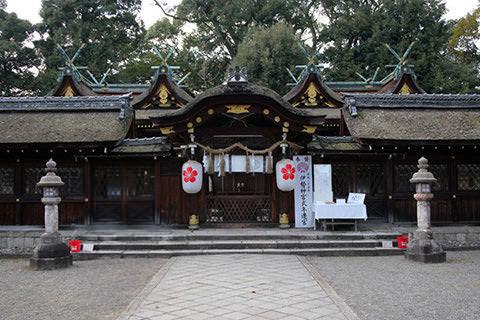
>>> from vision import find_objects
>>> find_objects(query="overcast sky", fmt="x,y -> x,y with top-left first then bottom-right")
5,0 -> 479,28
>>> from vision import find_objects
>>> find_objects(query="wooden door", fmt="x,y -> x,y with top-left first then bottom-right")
92,164 -> 154,224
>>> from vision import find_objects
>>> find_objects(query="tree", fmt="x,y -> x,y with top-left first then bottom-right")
150,0 -> 322,91
448,6 -> 480,65
154,0 -> 322,58
231,22 -> 307,94
0,9 -> 39,95
35,0 -> 145,92
318,0 -> 479,93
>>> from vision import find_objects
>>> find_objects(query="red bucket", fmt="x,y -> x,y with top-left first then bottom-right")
397,236 -> 408,249
69,240 -> 82,252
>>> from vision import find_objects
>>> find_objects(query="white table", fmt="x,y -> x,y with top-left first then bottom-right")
313,202 -> 367,231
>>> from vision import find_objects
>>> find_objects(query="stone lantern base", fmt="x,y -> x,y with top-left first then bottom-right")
404,231 -> 446,263
30,232 -> 72,270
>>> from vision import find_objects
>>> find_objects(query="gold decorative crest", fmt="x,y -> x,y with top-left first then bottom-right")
155,83 -> 171,106
225,105 -> 251,114
305,83 -> 320,106
302,125 -> 317,133
160,126 -> 175,134
399,83 -> 412,95
62,85 -> 75,97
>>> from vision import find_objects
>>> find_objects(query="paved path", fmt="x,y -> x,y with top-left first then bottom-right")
119,255 -> 358,320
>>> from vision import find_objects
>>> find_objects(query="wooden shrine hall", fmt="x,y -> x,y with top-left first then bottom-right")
1,49 -> 480,227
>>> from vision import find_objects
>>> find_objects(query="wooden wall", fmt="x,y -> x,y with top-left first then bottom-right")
1,151 -> 479,226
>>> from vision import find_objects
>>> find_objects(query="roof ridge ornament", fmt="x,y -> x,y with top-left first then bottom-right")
383,42 -> 416,81
286,44 -> 325,86
151,46 -> 190,88
356,67 -> 380,84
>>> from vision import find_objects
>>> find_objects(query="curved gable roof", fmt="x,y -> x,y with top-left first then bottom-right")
149,83 -> 327,135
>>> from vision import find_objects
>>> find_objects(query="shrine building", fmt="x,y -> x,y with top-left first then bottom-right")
1,49 -> 479,228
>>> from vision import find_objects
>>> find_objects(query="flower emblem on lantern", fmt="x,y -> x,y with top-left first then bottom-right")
183,166 -> 198,183
281,163 -> 296,180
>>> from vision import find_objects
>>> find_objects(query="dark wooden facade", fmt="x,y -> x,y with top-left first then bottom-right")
1,66 -> 480,227
2,147 -> 479,226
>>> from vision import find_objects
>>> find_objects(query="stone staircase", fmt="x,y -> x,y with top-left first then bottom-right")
71,229 -> 406,259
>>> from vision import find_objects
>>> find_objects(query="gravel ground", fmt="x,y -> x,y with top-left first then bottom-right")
307,251 -> 480,320
0,258 -> 167,320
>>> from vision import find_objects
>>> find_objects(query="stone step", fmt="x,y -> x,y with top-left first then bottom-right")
73,247 -> 405,259
75,232 -> 403,242
91,239 -> 392,251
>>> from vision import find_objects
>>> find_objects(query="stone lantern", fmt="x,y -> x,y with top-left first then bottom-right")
30,159 -> 73,270
405,157 -> 446,263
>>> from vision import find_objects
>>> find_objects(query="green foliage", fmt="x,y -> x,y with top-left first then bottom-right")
427,56 -> 479,94
35,0 -> 145,91
155,0 -> 321,59
231,22 -> 307,94
0,9 -> 39,96
448,7 -> 480,64
318,0 -> 478,93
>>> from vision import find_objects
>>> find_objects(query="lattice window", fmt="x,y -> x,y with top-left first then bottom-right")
57,168 -> 84,196
394,164 -> 416,193
0,168 -> 14,194
457,164 -> 480,191
332,164 -> 351,197
206,196 -> 271,222
23,168 -> 44,195
356,164 -> 385,196
94,167 -> 121,200
429,164 -> 448,192
126,167 -> 154,199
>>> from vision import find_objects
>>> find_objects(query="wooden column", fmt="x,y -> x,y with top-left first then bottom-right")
154,157 -> 161,225
121,166 -> 127,222
449,151 -> 458,222
386,157 -> 394,223
83,157 -> 92,225
14,158 -> 22,225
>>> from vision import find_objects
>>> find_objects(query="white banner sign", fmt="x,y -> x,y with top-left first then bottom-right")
314,164 -> 333,203
203,154 -> 265,174
294,155 -> 314,228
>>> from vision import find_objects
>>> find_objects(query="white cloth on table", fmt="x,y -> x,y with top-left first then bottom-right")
313,202 -> 367,220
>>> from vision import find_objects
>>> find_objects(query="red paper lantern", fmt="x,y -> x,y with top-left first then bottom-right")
182,160 -> 203,194
276,159 -> 296,191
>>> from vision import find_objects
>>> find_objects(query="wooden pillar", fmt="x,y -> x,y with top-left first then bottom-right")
154,157 -> 161,225
14,158 -> 22,225
121,166 -> 127,222
272,174 -> 278,223
449,150 -> 457,222
83,157 -> 92,225
386,156 -> 394,223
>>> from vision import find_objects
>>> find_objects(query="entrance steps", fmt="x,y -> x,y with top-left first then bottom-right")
72,229 -> 406,259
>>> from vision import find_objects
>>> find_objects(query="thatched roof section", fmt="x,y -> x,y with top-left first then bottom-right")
308,136 -> 365,153
111,137 -> 171,154
343,94 -> 480,143
0,95 -> 132,145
